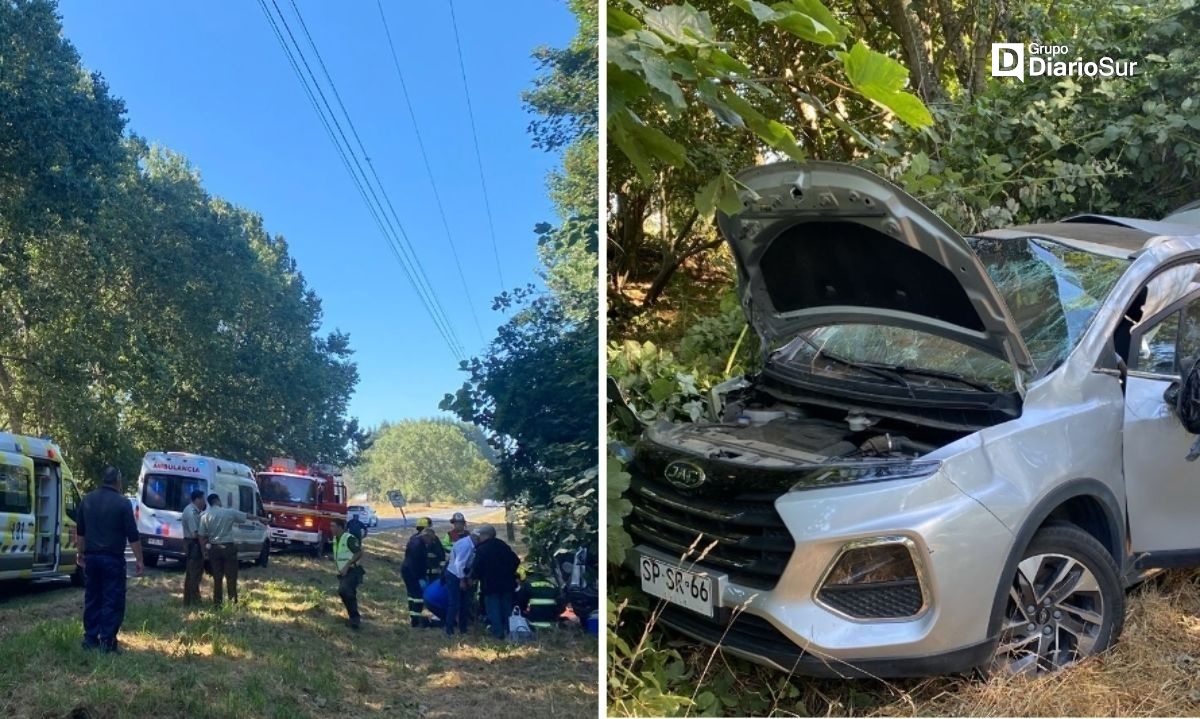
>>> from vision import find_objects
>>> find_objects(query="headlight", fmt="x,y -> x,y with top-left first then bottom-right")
303,516 -> 314,528
791,460 -> 941,492
816,537 -> 926,620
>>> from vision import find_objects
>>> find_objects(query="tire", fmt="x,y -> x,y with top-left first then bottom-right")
70,565 -> 83,587
255,539 -> 270,567
988,524 -> 1124,676
144,552 -> 159,568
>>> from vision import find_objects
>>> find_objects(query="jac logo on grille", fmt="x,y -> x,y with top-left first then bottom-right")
664,460 -> 706,490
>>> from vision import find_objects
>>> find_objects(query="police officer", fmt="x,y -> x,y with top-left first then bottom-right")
401,518 -> 432,627
331,518 -> 364,629
76,466 -> 144,653
347,511 -> 367,540
180,490 -> 206,606
199,493 -> 265,606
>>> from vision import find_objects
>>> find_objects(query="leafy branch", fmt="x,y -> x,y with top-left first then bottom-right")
608,0 -> 933,216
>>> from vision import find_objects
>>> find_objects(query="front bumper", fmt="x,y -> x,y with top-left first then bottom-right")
140,534 -> 187,558
632,471 -> 1014,677
269,526 -> 320,545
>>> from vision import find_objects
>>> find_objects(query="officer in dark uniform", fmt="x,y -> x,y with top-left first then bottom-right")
76,467 -> 145,653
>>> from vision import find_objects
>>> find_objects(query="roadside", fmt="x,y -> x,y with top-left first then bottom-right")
0,520 -> 597,719
610,568 -> 1200,717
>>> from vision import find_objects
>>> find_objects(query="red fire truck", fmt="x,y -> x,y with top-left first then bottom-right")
256,458 -> 347,556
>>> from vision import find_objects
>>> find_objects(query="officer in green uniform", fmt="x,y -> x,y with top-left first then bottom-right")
199,493 -> 265,606
331,518 -> 364,629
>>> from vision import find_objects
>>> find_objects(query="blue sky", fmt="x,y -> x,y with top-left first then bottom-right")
57,0 -> 576,429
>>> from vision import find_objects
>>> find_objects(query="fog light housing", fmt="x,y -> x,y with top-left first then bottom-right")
816,537 -> 926,620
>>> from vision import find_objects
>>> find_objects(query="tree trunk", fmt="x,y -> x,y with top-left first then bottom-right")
0,358 -> 22,434
881,0 -> 942,102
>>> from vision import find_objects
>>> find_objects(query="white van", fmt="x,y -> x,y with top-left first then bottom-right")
134,452 -> 270,567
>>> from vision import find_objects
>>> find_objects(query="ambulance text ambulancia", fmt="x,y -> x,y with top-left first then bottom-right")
134,452 -> 270,567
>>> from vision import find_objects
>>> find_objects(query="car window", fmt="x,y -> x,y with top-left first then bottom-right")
971,237 -> 1129,375
238,486 -> 254,514
1131,292 -> 1200,376
1139,311 -> 1181,375
0,462 -> 31,514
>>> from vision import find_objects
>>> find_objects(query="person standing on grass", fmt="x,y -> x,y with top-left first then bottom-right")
76,466 -> 144,654
331,518 -> 365,629
347,511 -> 367,541
444,526 -> 477,637
199,493 -> 265,606
180,490 -> 207,606
471,525 -> 520,640
401,517 -> 432,627
442,511 -> 469,552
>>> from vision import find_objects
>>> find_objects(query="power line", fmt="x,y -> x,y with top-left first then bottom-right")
446,0 -> 507,294
257,0 -> 467,361
375,0 -> 485,344
268,0 -> 465,360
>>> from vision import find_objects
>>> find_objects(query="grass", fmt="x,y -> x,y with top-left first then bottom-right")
609,568 -> 1200,717
0,521 -> 597,719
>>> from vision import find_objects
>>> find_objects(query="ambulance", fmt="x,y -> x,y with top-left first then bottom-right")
0,432 -> 82,585
134,452 -> 270,567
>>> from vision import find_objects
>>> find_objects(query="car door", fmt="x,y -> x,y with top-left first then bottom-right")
1123,282 -> 1200,557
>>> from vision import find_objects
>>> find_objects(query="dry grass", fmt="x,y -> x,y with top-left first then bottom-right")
612,569 -> 1200,717
0,522 -> 597,719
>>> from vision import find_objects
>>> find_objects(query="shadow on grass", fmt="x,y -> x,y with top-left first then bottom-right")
0,532 -> 596,719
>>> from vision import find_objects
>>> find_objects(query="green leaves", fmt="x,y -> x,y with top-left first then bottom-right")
606,456 -> 633,565
608,0 -> 932,219
355,420 -> 494,504
695,171 -> 745,217
837,41 -> 934,128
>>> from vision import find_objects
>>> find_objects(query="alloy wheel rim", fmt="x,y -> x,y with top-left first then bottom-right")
993,552 -> 1106,676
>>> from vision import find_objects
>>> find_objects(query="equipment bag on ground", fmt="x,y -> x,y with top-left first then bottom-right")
509,607 -> 534,643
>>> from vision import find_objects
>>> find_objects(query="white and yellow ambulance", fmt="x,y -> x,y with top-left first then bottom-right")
0,432 -> 82,585
133,452 -> 270,567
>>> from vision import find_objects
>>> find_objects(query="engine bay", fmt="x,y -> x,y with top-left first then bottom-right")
645,387 -> 967,469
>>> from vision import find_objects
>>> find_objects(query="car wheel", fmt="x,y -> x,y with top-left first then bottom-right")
989,524 -> 1124,676
144,552 -> 159,568
70,565 -> 84,587
255,539 -> 270,567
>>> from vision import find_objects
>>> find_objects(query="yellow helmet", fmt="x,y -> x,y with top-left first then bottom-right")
415,517 -> 432,529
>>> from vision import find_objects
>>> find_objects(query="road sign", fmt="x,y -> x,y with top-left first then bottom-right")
386,490 -> 407,508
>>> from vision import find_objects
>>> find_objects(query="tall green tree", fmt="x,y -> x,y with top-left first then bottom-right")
353,420 -> 494,503
442,0 -> 598,559
0,0 -> 363,486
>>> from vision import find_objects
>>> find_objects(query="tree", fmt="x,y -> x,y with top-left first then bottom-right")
353,420 -> 494,503
0,0 -> 362,486
443,0 -> 598,558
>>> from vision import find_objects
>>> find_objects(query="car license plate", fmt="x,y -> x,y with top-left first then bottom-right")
145,538 -> 163,546
640,554 -> 714,617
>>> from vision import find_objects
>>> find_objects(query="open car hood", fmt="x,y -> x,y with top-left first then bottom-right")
716,162 -> 1034,372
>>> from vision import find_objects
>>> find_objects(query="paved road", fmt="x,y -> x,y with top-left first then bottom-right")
373,504 -> 498,532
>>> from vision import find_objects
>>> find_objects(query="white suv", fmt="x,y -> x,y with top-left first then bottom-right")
347,504 -> 378,528
623,161 -> 1200,678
